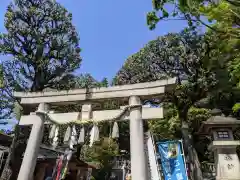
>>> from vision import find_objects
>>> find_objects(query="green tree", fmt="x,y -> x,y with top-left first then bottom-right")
114,30 -> 228,179
81,138 -> 119,180
0,0 -> 82,118
147,0 -> 240,112
147,0 -> 240,74
147,0 -> 240,36
0,0 -> 81,91
0,64 -> 16,120
74,74 -> 109,89
201,2 -> 240,90
149,105 -> 212,162
201,30 -> 240,116
0,0 -> 81,179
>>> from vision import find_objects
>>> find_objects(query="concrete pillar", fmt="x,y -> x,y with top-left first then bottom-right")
81,103 -> 92,120
17,103 -> 48,180
129,96 -> 147,180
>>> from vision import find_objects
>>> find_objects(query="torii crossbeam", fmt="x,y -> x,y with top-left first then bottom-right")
14,78 -> 176,180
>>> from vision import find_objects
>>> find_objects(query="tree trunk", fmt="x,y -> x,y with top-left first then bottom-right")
181,121 -> 203,180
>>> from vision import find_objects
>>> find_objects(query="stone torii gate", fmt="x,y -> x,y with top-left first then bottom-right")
14,78 -> 176,180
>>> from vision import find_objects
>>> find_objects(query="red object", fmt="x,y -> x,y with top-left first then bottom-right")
56,158 -> 63,180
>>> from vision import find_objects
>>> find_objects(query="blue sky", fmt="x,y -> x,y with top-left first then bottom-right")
0,0 -> 187,81
0,0 -> 187,129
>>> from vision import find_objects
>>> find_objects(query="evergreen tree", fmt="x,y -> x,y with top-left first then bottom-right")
0,0 -> 81,179
113,30 -> 233,179
0,0 -> 81,92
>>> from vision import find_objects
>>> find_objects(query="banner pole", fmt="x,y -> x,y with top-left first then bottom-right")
179,139 -> 189,180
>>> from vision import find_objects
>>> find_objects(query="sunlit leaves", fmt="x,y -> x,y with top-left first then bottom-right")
1,0 -> 81,92
147,11 -> 160,30
229,57 -> 240,87
0,0 -> 83,120
148,0 -> 240,42
148,105 -> 210,140
114,31 -> 218,111
81,138 -> 119,180
233,103 -> 240,113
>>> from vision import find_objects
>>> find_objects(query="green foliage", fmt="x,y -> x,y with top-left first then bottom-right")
149,104 -> 211,140
114,30 -> 218,120
113,29 -> 236,174
114,28 -> 240,117
147,0 -> 240,39
147,0 -> 240,96
233,103 -> 240,113
187,107 -> 211,130
81,138 -> 119,180
99,78 -> 109,88
202,2 -> 240,85
0,0 -> 82,119
0,1 -> 82,178
74,74 -> 100,89
148,103 -> 180,140
0,0 -> 81,91
73,74 -> 109,89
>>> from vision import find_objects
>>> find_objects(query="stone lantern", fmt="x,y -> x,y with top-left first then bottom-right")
198,111 -> 240,180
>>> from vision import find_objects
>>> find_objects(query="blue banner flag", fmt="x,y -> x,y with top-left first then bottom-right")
157,140 -> 188,180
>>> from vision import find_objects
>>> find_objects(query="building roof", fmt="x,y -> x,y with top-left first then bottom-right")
0,133 -> 95,169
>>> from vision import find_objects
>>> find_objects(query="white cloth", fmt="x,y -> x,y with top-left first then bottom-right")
65,150 -> 73,161
52,126 -> 59,148
112,122 -> 119,138
64,126 -> 72,143
72,125 -> 77,145
49,124 -> 57,139
89,125 -> 99,147
78,127 -> 85,144
69,125 -> 77,149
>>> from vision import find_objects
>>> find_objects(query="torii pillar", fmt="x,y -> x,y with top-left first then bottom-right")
14,78 -> 176,180
17,103 -> 49,180
129,96 -> 148,180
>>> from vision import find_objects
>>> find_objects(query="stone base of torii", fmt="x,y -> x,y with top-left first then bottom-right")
13,78 -> 176,180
